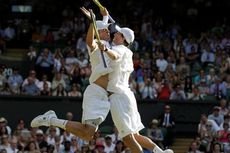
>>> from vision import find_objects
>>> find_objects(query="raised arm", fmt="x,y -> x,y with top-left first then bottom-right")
80,7 -> 96,52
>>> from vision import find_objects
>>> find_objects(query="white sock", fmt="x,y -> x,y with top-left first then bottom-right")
153,146 -> 164,153
50,118 -> 67,130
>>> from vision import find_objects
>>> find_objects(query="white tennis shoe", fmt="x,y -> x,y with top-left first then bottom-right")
164,149 -> 174,153
31,110 -> 57,127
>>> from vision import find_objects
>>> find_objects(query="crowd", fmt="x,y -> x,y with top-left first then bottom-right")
1,17 -> 230,100
0,0 -> 229,101
0,111 -> 126,153
0,108 -> 176,153
187,98 -> 230,153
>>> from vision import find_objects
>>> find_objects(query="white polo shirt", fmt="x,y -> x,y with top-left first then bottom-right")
107,45 -> 134,93
87,40 -> 112,83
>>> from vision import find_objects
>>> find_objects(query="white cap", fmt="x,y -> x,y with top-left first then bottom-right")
115,25 -> 135,44
36,129 -> 44,135
96,21 -> 110,30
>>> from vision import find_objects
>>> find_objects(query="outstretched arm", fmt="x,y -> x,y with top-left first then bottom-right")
100,8 -> 109,24
80,7 -> 96,52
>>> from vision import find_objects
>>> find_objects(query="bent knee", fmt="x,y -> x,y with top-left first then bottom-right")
82,124 -> 97,141
123,134 -> 135,144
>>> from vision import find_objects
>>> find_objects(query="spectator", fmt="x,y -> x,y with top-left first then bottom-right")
200,45 -> 215,66
187,141 -> 202,153
46,127 -> 58,146
65,112 -> 73,121
0,117 -> 11,136
35,48 -> 54,81
4,23 -> 15,41
217,123 -> 230,145
21,77 -> 40,96
197,79 -> 209,100
76,34 -> 87,55
219,115 -> 230,131
77,53 -> 88,69
65,49 -> 78,74
44,30 -> 54,44
7,138 -> 19,153
51,72 -> 66,94
224,134 -> 230,153
156,52 -> 168,72
139,78 -> 157,99
209,142 -> 223,153
198,114 -> 220,136
53,48 -> 63,73
27,46 -> 37,68
34,129 -> 48,152
169,84 -> 186,100
0,83 -> 11,95
60,131 -> 74,144
159,105 -> 175,148
187,86 -> 203,100
146,119 -> 164,149
194,69 -> 207,86
68,83 -> 82,97
210,77 -> 227,100
52,83 -> 67,96
103,136 -> 115,153
208,106 -> 224,126
24,141 -> 40,153
70,136 -> 80,153
106,126 -> 120,145
113,140 -> 125,153
37,74 -> 51,92
0,66 -> 7,93
95,142 -> 105,153
22,70 -> 40,88
157,80 -> 171,100
0,134 -> 11,151
40,82 -> 51,96
206,68 -> 218,87
7,66 -> 23,95
224,75 -> 230,101
199,121 -> 217,152
176,56 -> 190,80
219,99 -> 229,116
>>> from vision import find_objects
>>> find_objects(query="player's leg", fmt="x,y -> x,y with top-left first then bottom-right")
31,83 -> 110,141
30,110 -> 97,141
134,133 -> 174,153
122,133 -> 143,153
109,92 -> 144,153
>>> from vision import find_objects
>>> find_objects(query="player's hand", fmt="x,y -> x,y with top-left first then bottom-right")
97,42 -> 107,52
80,7 -> 92,20
100,7 -> 108,16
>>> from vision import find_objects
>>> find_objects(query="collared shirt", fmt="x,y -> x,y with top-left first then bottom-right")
36,53 -> 54,67
22,83 -> 40,95
107,45 -> 133,93
87,40 -> 112,84
8,74 -> 23,87
156,59 -> 168,72
210,82 -> 227,97
201,51 -> 215,63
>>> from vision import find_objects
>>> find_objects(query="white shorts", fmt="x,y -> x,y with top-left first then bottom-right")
82,83 -> 110,126
110,89 -> 144,138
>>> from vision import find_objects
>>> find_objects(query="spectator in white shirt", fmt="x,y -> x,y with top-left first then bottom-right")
103,136 -> 115,153
156,52 -> 168,72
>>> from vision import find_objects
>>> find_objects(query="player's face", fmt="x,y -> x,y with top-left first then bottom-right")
99,28 -> 110,41
113,32 -> 124,45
